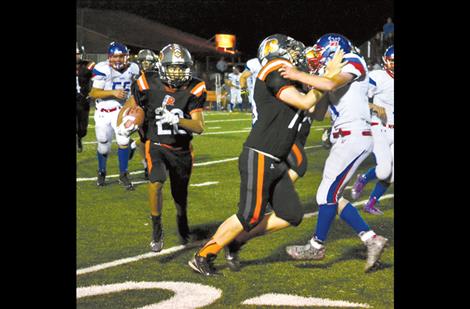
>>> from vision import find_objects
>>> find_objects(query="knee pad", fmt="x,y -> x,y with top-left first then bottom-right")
116,134 -> 130,147
97,142 -> 111,155
375,163 -> 392,181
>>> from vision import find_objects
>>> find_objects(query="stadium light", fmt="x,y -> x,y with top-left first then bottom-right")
215,34 -> 236,49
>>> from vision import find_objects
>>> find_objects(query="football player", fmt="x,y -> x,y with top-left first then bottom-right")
88,42 -> 141,190
225,65 -> 242,112
188,34 -> 345,276
118,44 -> 205,251
76,43 -> 95,153
281,34 -> 388,272
239,57 -> 262,123
350,45 -> 394,215
133,48 -> 159,179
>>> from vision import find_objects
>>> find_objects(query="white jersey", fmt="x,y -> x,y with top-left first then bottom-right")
327,53 -> 370,129
228,72 -> 241,89
368,69 -> 394,125
246,58 -> 262,90
92,61 -> 140,109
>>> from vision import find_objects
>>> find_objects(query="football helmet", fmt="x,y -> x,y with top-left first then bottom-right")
157,44 -> 193,88
257,34 -> 306,67
383,45 -> 394,76
108,42 -> 130,71
308,33 -> 354,73
137,49 -> 158,72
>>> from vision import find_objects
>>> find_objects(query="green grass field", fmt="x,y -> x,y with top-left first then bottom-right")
77,109 -> 394,308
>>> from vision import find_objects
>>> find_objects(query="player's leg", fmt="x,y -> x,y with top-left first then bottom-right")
189,148 -> 274,276
168,148 -> 193,244
94,110 -> 113,186
146,142 -> 169,252
351,124 -> 386,200
112,110 -> 134,190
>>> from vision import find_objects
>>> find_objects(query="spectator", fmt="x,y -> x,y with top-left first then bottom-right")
216,57 -> 228,73
383,17 -> 394,46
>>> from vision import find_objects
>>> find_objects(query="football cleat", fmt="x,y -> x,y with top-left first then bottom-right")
97,170 -> 106,186
119,171 -> 134,190
150,238 -> 164,253
128,139 -> 136,160
224,246 -> 241,272
351,174 -> 367,200
364,235 -> 388,272
188,253 -> 217,276
285,240 -> 326,260
363,197 -> 384,215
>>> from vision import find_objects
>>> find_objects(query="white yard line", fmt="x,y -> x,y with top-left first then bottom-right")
77,194 -> 393,275
132,180 -> 219,187
304,145 -> 323,150
205,118 -> 251,123
198,129 -> 251,135
77,157 -> 238,181
207,127 -> 221,129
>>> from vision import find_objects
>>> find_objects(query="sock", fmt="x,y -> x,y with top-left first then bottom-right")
118,147 -> 130,173
370,180 -> 390,201
363,167 -> 377,183
314,204 -> 338,242
198,238 -> 223,257
142,159 -> 148,169
310,236 -> 324,249
339,203 -> 370,234
97,152 -> 108,172
151,215 -> 162,240
359,230 -> 376,242
228,239 -> 246,253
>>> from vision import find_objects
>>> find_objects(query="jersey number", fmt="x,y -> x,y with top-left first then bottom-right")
156,108 -> 187,135
112,81 -> 131,91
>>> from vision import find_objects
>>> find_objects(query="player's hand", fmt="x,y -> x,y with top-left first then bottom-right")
240,88 -> 248,95
160,109 -> 180,125
370,104 -> 387,124
116,115 -> 138,136
324,48 -> 346,78
113,89 -> 128,99
279,64 -> 302,81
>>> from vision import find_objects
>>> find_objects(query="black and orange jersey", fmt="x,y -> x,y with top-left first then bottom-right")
244,57 -> 305,160
131,72 -> 206,148
296,113 -> 312,146
76,59 -> 95,97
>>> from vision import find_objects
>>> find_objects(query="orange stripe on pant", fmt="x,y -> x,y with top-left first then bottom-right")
145,140 -> 153,174
250,153 -> 265,224
291,143 -> 303,167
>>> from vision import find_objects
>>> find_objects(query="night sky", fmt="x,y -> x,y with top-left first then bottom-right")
77,0 -> 394,58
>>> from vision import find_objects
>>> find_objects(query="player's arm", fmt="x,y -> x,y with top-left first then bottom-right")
279,86 -> 325,111
279,49 -> 349,91
178,110 -> 205,134
239,70 -> 252,89
89,87 -> 128,100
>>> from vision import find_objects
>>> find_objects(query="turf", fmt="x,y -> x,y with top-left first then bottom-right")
77,109 -> 394,308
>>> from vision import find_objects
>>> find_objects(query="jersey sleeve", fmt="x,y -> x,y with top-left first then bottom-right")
265,70 -> 297,99
188,81 -> 207,115
368,72 -> 379,99
342,54 -> 367,80
91,63 -> 108,89
131,73 -> 150,108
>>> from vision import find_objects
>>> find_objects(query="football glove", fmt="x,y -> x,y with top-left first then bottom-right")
160,109 -> 180,125
116,115 -> 138,137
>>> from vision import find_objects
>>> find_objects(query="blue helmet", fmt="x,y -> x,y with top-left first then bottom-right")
383,45 -> 394,76
308,33 -> 353,73
108,42 -> 129,70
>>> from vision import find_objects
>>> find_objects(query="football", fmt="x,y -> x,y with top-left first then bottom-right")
121,106 -> 144,128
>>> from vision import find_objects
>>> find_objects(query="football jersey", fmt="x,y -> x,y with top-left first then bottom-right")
327,52 -> 371,129
244,58 -> 304,160
296,113 -> 312,146
246,58 -> 262,89
368,69 -> 394,125
91,61 -> 140,108
76,60 -> 95,97
132,72 -> 206,148
227,72 -> 241,89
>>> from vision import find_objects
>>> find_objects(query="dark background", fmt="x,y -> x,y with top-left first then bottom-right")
77,0 -> 394,58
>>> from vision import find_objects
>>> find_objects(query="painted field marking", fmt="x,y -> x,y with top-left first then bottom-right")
77,158 -> 238,182
77,281 -> 222,309
242,293 -> 371,308
77,194 -> 393,275
207,126 -> 221,129
132,180 -> 219,187
205,118 -> 251,123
